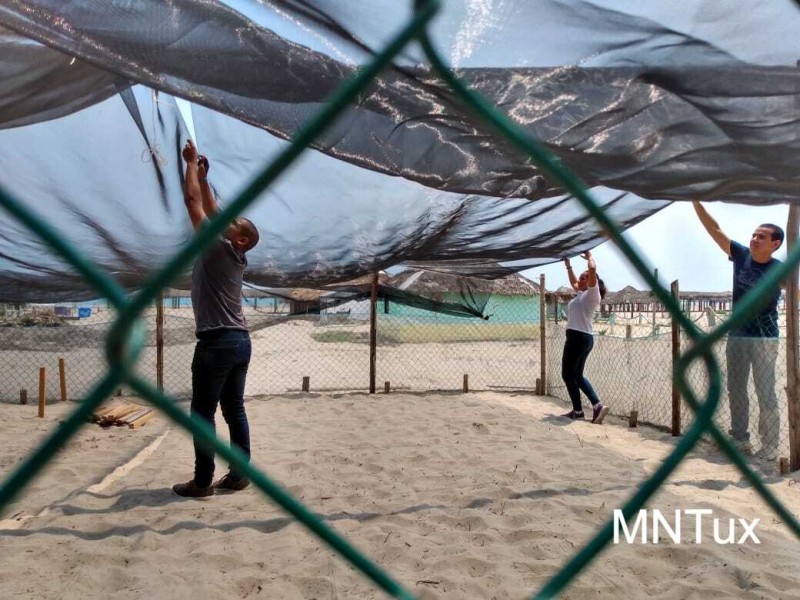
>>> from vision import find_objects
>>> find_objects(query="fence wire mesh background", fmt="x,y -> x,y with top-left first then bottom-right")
6,297 -> 792,463
0,297 -> 541,403
546,306 -> 790,459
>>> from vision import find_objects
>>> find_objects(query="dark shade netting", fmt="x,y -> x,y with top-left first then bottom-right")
1,1 -> 799,300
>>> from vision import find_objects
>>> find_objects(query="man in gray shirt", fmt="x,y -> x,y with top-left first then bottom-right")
173,140 -> 260,498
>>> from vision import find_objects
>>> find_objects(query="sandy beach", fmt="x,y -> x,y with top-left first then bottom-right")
1,390 -> 799,599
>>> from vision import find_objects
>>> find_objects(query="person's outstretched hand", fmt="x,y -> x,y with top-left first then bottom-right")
182,139 -> 198,163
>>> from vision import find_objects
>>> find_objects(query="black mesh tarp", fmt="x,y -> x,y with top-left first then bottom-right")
0,1 -> 799,300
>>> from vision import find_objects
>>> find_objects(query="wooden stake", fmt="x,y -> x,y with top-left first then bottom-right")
629,410 -> 638,428
786,204 -> 800,472
58,357 -> 67,402
539,274 -> 547,396
535,378 -> 542,395
156,291 -> 164,391
463,374 -> 469,393
384,381 -> 390,394
779,456 -> 790,475
625,324 -> 632,339
671,280 -> 681,437
19,388 -> 27,405
369,271 -> 378,394
38,367 -> 46,418
302,376 -> 310,392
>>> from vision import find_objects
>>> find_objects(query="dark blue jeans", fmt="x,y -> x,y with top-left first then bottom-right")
191,330 -> 252,487
561,329 -> 601,413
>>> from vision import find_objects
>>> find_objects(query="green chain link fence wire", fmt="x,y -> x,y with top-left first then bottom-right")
1,0 -> 800,597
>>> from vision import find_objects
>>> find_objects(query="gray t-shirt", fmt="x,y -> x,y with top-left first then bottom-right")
191,238 -> 248,335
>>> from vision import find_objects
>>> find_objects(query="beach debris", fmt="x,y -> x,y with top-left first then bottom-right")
91,401 -> 156,429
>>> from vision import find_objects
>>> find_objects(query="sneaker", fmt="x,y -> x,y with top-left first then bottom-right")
592,404 -> 609,425
213,473 -> 250,491
172,480 -> 213,498
755,445 -> 780,461
732,439 -> 754,456
561,410 -> 585,420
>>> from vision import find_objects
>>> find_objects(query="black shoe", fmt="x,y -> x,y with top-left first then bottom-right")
592,404 -> 609,424
173,480 -> 213,498
213,473 -> 250,491
561,410 -> 585,420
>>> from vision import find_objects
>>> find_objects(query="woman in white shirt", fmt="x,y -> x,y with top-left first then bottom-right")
561,251 -> 609,423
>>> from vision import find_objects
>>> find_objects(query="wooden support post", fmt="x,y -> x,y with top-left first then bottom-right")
535,378 -> 542,396
463,374 -> 469,393
625,325 -> 632,339
780,456 -> 790,475
302,376 -> 310,392
19,389 -> 27,405
671,280 -> 681,437
539,274 -> 547,395
38,367 -> 46,418
651,268 -> 658,335
58,357 -> 67,402
369,271 -> 378,394
156,291 -> 164,392
786,204 -> 800,471
384,381 -> 390,394
629,410 -> 639,428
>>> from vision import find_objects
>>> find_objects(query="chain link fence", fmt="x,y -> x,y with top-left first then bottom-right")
546,305 -> 791,460
0,296 -> 542,403
4,298 -> 793,465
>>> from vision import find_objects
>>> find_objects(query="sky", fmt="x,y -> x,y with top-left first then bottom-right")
525,201 -> 792,293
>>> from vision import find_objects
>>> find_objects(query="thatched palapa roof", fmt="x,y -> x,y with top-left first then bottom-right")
547,285 -> 576,300
389,269 -> 539,296
602,285 -> 734,305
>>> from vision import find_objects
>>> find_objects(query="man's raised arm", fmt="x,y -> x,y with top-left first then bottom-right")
182,140 -> 206,230
693,201 -> 731,256
197,154 -> 219,220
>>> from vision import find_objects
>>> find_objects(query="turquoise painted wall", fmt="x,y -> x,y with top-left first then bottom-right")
382,294 -> 541,323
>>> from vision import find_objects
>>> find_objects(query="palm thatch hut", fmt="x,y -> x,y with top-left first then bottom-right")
390,270 -> 540,296
280,272 -> 391,315
601,285 -> 735,317
387,270 -> 540,322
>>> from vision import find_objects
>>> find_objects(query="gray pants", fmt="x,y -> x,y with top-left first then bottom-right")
725,336 -> 780,449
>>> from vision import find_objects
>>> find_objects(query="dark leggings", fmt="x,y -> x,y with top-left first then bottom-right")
561,329 -> 600,413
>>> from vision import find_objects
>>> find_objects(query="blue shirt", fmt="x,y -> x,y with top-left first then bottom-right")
729,241 -> 781,338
